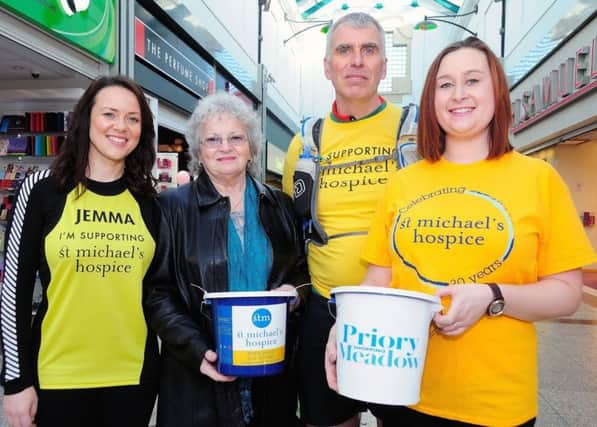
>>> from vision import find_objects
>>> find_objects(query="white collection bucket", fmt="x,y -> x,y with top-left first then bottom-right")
203,290 -> 296,377
330,286 -> 442,405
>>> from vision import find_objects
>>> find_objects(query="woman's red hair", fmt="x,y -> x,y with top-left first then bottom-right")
417,37 -> 513,162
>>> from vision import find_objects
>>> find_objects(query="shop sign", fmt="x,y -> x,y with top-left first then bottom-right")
135,17 -> 215,99
512,35 -> 597,133
0,0 -> 116,63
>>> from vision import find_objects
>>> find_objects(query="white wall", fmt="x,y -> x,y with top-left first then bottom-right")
262,0 -> 318,122
288,28 -> 334,119
502,0 -> 576,69
198,0 -> 334,127
405,0 -> 485,104
463,0 -> 582,77
178,0 -> 257,92
409,28 -> 454,103
202,0 -> 259,60
556,142 -> 597,269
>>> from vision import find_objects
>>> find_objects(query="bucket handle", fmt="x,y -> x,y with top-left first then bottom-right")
428,302 -> 445,337
191,282 -> 212,320
192,283 -> 307,319
290,283 -> 312,310
327,295 -> 336,320
190,282 -> 208,294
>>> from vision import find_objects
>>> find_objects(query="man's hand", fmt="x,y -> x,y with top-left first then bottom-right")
324,323 -> 338,391
200,350 -> 237,382
3,386 -> 38,427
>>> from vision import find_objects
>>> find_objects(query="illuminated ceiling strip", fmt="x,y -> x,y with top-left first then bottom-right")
432,0 -> 460,14
301,0 -> 334,19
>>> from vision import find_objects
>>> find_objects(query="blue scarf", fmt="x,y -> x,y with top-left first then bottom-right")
227,178 -> 272,292
226,178 -> 272,425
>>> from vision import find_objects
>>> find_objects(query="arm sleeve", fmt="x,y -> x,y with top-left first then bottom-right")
143,196 -> 210,375
282,133 -> 302,197
537,164 -> 597,277
1,172 -> 49,394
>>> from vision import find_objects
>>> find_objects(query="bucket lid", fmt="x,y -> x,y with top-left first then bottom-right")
204,289 -> 297,300
331,285 -> 440,305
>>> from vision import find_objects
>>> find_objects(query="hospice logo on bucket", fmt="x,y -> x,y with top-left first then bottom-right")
251,308 -> 272,328
339,324 -> 421,368
231,304 -> 286,366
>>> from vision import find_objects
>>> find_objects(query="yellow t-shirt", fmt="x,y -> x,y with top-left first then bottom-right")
363,151 -> 597,426
283,102 -> 402,298
41,186 -> 155,389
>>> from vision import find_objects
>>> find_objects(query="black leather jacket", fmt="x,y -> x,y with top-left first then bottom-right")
145,170 -> 308,427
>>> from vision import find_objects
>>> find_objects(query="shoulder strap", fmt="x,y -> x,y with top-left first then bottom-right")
396,103 -> 420,169
296,104 -> 420,248
307,118 -> 327,245
312,118 -> 323,151
292,117 -> 328,246
300,117 -> 322,158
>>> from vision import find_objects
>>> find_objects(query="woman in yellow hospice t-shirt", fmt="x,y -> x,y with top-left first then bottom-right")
324,37 -> 597,427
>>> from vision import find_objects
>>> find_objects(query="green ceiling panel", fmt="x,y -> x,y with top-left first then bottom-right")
301,0 -> 334,19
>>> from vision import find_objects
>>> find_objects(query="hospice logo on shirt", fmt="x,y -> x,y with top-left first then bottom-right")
391,186 -> 513,287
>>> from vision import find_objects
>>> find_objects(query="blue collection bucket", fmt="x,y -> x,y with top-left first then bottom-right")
203,290 -> 296,377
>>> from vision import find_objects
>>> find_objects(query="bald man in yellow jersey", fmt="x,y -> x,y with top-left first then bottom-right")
283,12 -> 403,427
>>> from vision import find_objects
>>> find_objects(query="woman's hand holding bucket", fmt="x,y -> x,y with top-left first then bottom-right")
433,284 -> 494,336
324,323 -> 339,392
200,350 -> 238,382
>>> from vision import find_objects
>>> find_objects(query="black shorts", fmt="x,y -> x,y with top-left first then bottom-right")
297,292 -> 366,425
369,405 -> 537,427
36,383 -> 157,427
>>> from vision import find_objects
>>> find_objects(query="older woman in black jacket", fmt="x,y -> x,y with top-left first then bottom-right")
145,92 -> 308,427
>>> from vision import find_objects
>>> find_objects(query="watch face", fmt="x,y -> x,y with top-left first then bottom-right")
489,300 -> 505,316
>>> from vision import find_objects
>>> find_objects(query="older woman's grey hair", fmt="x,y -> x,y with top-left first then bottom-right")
186,91 -> 262,177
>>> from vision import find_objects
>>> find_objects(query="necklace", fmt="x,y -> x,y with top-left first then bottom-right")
230,193 -> 244,213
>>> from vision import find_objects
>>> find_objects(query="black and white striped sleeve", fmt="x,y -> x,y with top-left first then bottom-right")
1,169 -> 51,394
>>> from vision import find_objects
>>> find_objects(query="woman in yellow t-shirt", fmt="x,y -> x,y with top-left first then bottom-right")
324,37 -> 596,427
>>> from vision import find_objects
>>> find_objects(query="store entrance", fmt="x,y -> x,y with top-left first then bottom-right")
156,126 -> 190,191
0,34 -> 91,305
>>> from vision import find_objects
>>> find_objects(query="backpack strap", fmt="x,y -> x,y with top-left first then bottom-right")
306,118 -> 328,245
293,117 -> 328,246
293,104 -> 420,249
299,117 -> 320,158
396,103 -> 420,169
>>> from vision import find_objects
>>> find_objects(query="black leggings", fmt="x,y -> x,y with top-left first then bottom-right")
370,405 -> 536,427
36,383 -> 157,427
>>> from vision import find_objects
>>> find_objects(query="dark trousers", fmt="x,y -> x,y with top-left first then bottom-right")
371,405 -> 536,427
36,383 -> 157,427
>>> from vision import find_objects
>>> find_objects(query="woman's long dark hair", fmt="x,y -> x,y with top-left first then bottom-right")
52,75 -> 156,196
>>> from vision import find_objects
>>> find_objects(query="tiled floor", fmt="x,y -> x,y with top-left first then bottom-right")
2,286 -> 596,427
533,288 -> 597,427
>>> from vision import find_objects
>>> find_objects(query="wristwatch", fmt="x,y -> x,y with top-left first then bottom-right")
486,283 -> 505,317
